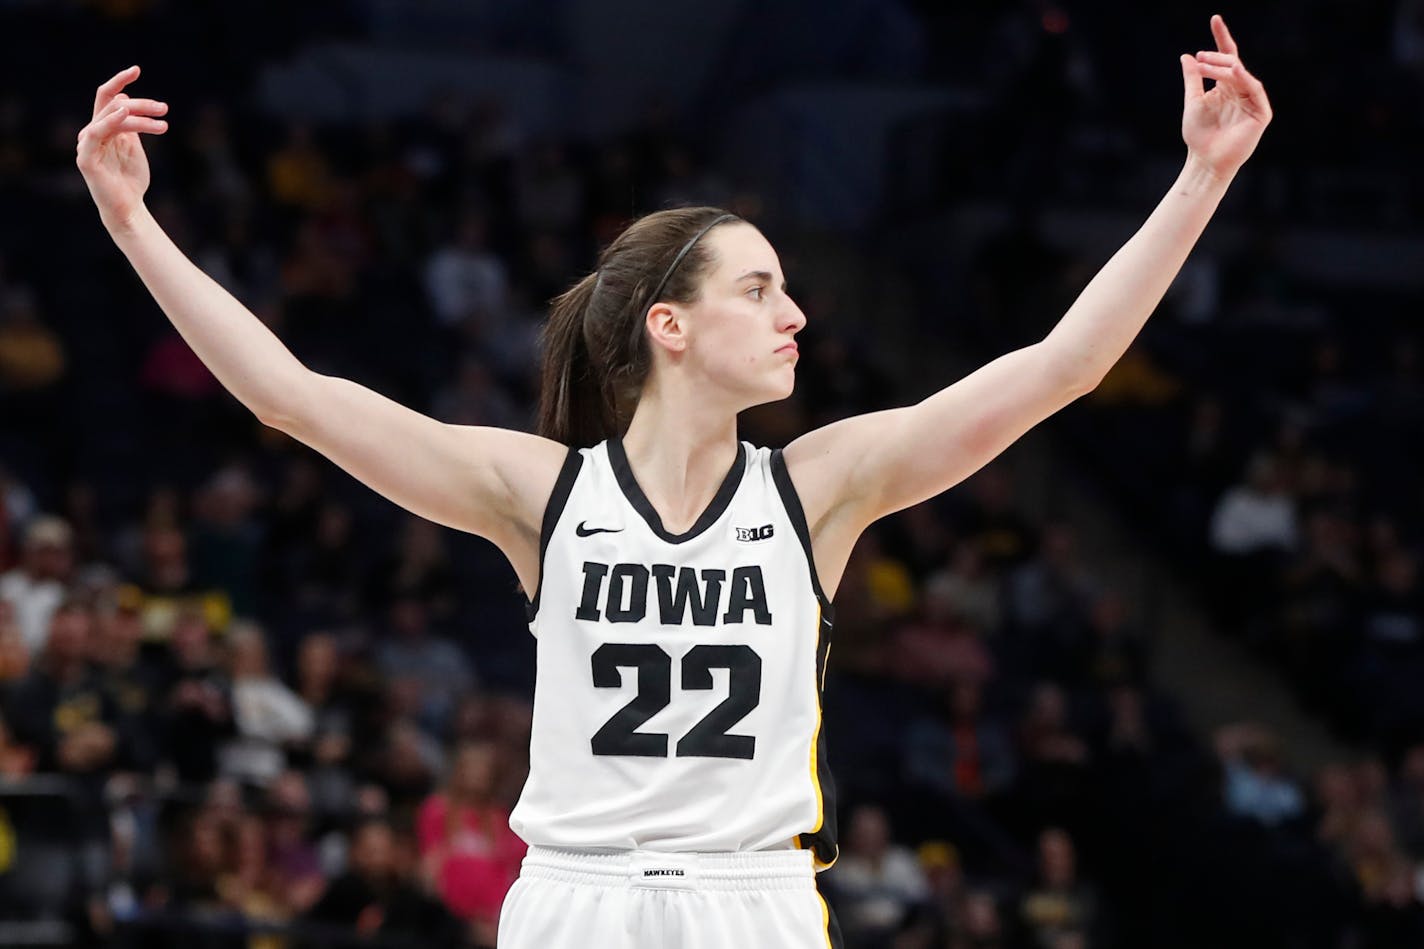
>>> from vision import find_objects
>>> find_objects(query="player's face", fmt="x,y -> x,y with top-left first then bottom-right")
676,223 -> 806,409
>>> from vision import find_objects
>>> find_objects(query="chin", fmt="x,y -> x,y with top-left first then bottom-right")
756,377 -> 796,407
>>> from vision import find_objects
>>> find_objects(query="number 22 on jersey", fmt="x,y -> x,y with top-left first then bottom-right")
589,643 -> 762,760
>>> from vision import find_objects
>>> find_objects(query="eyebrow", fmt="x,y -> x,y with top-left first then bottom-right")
734,269 -> 788,292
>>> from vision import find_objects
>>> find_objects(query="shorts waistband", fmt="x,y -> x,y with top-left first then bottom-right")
520,845 -> 815,892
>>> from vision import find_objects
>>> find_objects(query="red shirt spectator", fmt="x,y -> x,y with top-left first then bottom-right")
416,741 -> 525,929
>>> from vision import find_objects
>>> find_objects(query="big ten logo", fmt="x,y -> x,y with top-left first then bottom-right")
735,524 -> 774,543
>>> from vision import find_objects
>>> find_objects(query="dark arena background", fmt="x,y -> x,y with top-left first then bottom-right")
2,1 -> 1422,947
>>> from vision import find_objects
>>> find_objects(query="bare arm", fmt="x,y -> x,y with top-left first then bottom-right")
77,68 -> 563,588
786,16 -> 1272,594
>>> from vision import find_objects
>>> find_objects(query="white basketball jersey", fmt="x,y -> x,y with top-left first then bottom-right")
509,439 -> 838,870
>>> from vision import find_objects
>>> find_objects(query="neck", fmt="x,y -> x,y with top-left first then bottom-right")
621,386 -> 739,535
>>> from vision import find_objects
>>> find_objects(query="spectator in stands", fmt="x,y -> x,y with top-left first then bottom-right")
1207,452 -> 1302,637
189,466 -> 264,619
223,621 -> 313,787
955,889 -> 1009,949
0,514 -> 75,655
162,809 -> 228,916
423,210 -> 510,329
3,600 -> 124,922
417,739 -> 525,943
61,481 -> 108,568
923,542 -> 1002,634
4,600 -> 122,776
91,592 -> 160,772
111,485 -> 182,579
280,215 -> 357,308
367,516 -> 459,622
118,524 -> 233,644
431,353 -> 525,429
1345,807 -> 1416,909
904,681 -> 1017,805
306,818 -> 459,945
1020,827 -> 1098,949
0,286 -> 66,442
1362,549 -> 1421,648
265,122 -> 332,212
896,841 -> 968,949
1315,761 -> 1364,851
961,466 -> 1036,571
263,769 -> 327,915
1274,508 -> 1363,702
889,576 -> 994,691
1100,686 -> 1155,760
292,631 -> 357,817
1073,590 -> 1148,690
821,535 -> 892,676
215,813 -> 288,940
827,804 -> 930,947
1210,453 -> 1299,557
1015,683 -> 1093,828
373,718 -> 444,814
1018,683 -> 1090,770
1004,522 -> 1095,652
883,501 -> 956,582
280,500 -> 363,629
1216,722 -> 1306,827
159,607 -> 234,783
375,594 -> 474,737
0,286 -> 67,469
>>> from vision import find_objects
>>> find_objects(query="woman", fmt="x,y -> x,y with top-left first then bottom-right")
75,15 -> 1270,947
416,740 -> 526,944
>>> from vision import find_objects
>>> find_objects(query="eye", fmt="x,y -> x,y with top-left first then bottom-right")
746,286 -> 764,301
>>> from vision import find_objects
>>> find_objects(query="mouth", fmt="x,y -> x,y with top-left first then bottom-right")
776,342 -> 799,356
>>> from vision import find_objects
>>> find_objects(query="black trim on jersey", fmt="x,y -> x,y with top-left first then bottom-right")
802,619 -> 840,870
525,447 -> 584,621
769,449 -> 834,621
607,438 -> 746,545
773,448 -> 839,870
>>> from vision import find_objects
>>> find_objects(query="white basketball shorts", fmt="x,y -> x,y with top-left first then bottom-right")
497,845 -> 844,948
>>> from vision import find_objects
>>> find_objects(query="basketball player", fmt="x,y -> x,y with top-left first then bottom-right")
76,15 -> 1269,947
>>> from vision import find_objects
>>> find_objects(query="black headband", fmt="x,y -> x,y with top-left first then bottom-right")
644,213 -> 737,310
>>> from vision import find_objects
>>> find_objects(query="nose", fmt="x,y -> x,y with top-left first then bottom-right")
779,297 -> 806,335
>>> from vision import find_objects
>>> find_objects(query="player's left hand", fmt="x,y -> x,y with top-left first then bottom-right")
1180,14 -> 1272,179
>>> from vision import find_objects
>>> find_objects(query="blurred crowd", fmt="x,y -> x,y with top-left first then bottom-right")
2,1 -> 1424,948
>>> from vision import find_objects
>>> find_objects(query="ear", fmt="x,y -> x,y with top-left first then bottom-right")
645,301 -> 687,354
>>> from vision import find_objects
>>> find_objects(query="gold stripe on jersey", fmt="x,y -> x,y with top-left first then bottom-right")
818,890 -> 834,948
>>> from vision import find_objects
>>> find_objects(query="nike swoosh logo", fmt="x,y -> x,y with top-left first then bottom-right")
576,522 -> 624,537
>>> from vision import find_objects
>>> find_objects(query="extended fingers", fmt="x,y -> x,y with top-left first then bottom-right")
1211,14 -> 1238,56
1195,50 -> 1238,67
89,96 -> 168,130
92,65 -> 140,121
77,99 -> 168,152
111,96 -> 168,117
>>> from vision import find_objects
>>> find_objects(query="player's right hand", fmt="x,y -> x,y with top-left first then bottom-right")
75,66 -> 170,233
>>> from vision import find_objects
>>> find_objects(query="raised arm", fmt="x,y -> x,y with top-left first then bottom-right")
75,67 -> 564,589
786,16 -> 1272,593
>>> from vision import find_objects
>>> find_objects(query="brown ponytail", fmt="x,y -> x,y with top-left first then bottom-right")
536,207 -> 741,447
